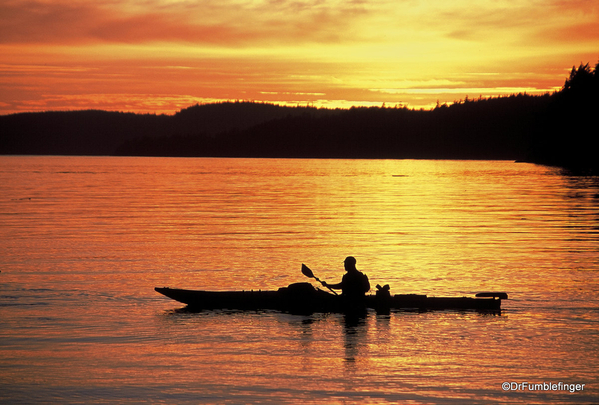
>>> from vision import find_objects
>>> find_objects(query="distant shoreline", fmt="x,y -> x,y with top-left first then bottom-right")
1,63 -> 597,174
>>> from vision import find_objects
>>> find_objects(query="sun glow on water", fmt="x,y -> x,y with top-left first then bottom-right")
0,157 -> 598,403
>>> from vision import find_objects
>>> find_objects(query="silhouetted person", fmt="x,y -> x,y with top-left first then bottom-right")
323,256 -> 370,300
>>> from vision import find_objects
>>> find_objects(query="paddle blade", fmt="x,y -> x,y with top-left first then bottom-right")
301,263 -> 315,278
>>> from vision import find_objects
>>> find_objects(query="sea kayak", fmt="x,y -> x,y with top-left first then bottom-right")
155,283 -> 506,314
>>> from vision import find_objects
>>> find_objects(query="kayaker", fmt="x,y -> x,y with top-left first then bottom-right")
323,256 -> 370,299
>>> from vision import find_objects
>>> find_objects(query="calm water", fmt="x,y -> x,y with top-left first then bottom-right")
1,156 -> 598,404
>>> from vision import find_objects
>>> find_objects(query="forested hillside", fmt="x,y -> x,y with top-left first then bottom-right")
1,62 -> 597,173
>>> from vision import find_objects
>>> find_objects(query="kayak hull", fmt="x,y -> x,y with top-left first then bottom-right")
155,283 -> 504,313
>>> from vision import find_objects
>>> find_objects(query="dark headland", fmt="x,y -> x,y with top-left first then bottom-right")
1,62 -> 597,174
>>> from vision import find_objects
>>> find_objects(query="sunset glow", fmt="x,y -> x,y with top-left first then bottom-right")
1,0 -> 598,115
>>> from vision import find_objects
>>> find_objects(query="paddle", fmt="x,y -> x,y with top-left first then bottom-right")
301,264 -> 338,295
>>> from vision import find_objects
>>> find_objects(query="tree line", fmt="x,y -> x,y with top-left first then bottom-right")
1,62 -> 597,173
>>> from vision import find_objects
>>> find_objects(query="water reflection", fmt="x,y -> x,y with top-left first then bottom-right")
1,157 -> 598,404
342,312 -> 369,363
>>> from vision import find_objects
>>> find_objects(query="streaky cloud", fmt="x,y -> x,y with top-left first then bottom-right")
0,0 -> 370,46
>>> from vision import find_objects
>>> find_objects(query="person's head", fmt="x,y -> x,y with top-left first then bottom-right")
344,256 -> 357,271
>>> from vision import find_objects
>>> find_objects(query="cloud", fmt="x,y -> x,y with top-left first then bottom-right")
538,21 -> 599,44
1,0 -> 597,115
5,92 -> 221,115
0,0 -> 370,46
372,87 -> 547,95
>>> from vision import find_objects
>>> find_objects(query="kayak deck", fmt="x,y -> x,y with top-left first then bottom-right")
155,283 -> 505,313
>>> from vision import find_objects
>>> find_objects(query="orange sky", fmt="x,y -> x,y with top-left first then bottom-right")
1,0 -> 598,115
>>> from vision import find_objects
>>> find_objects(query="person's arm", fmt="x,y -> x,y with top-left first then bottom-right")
323,281 -> 343,290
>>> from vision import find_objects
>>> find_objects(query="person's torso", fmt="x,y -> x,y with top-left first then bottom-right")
342,271 -> 369,297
